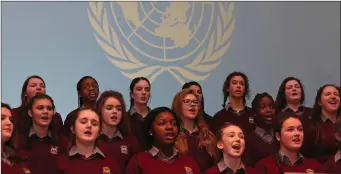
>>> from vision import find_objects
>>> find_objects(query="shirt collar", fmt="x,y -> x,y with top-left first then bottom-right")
278,151 -> 304,166
335,150 -> 341,162
181,127 -> 199,136
282,105 -> 304,113
321,114 -> 338,124
29,127 -> 52,138
254,126 -> 274,143
217,159 -> 246,173
129,107 -> 151,121
148,146 -> 179,163
69,146 -> 105,159
100,130 -> 123,140
225,103 -> 247,114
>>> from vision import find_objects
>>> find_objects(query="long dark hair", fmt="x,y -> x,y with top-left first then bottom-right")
96,90 -> 131,136
22,94 -> 60,149
222,72 -> 250,107
76,76 -> 99,107
129,77 -> 151,109
275,77 -> 305,111
311,84 -> 341,122
68,108 -> 102,150
1,103 -> 28,164
20,75 -> 46,107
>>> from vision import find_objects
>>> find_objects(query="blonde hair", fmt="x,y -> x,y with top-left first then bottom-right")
171,88 -> 219,161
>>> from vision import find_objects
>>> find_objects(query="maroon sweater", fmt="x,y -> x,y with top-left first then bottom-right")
212,106 -> 256,134
12,106 -> 63,136
98,132 -> 141,172
243,127 -> 277,167
125,151 -> 201,174
315,151 -> 341,174
61,108 -> 80,138
255,155 -> 320,174
313,121 -> 339,163
1,161 -> 31,174
182,129 -> 215,172
129,110 -> 149,151
204,165 -> 266,174
57,148 -> 122,174
19,135 -> 69,174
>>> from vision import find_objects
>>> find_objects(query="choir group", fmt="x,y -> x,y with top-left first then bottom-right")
1,72 -> 340,174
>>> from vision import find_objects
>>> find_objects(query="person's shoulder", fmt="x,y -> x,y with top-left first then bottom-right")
246,166 -> 267,174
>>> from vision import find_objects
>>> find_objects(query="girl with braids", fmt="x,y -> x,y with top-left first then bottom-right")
255,112 -> 320,174
205,123 -> 266,174
316,117 -> 341,174
2,103 -> 30,174
171,88 -> 219,172
57,108 -> 121,174
275,77 -> 316,158
128,77 -> 151,151
19,94 -> 68,174
243,92 -> 278,167
212,72 -> 256,134
96,90 -> 141,172
182,81 -> 214,130
62,76 -> 99,137
311,84 -> 340,163
12,75 -> 63,136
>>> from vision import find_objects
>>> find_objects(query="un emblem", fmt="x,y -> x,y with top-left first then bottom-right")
88,2 -> 235,84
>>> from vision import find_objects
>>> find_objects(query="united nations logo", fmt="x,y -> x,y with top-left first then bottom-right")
88,2 -> 235,84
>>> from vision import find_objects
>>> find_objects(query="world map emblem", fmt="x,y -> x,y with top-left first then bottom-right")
88,2 -> 235,84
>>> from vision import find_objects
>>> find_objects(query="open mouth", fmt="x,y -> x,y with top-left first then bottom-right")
110,116 -> 117,120
232,144 -> 241,150
84,130 -> 92,136
140,97 -> 146,101
292,92 -> 298,96
189,108 -> 195,112
89,92 -> 97,97
264,116 -> 273,121
292,137 -> 300,143
41,116 -> 49,121
165,132 -> 175,139
328,99 -> 338,105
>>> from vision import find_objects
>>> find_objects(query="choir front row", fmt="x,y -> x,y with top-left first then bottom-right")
2,73 -> 341,174
2,91 -> 341,174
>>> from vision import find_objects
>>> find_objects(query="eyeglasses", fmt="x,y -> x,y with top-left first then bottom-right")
182,99 -> 200,106
83,83 -> 99,90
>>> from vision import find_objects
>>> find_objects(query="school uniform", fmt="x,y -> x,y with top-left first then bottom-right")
1,146 -> 30,174
61,107 -> 80,138
180,128 -> 215,172
313,115 -> 340,163
57,146 -> 122,174
12,106 -> 63,136
280,105 -> 317,158
315,150 -> 341,174
212,104 -> 256,134
205,159 -> 266,174
98,130 -> 141,171
125,146 -> 201,174
19,128 -> 68,174
243,126 -> 277,167
128,107 -> 150,151
255,152 -> 320,174
203,112 -> 214,131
